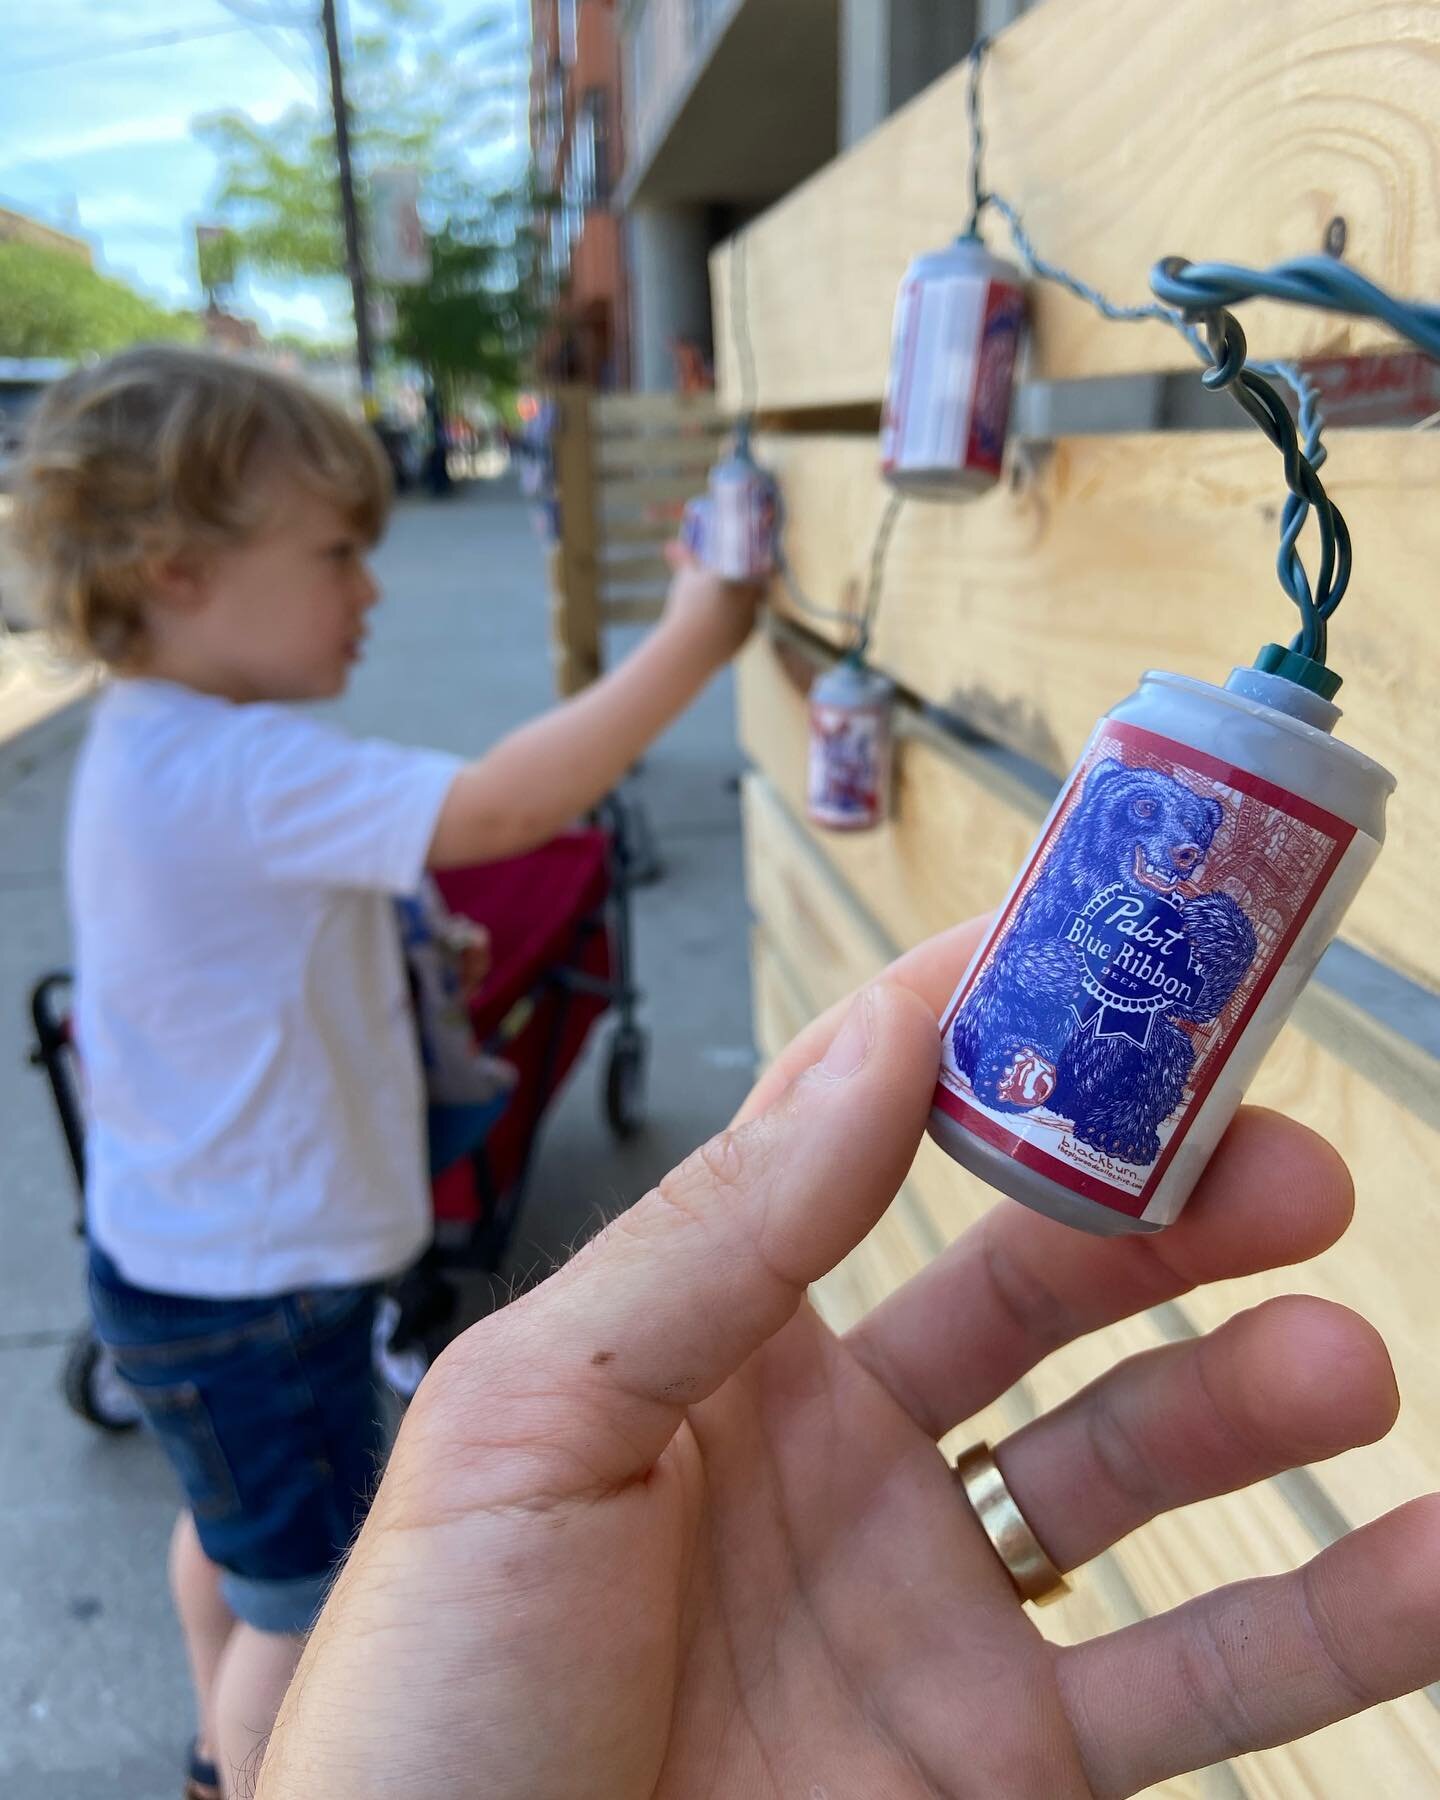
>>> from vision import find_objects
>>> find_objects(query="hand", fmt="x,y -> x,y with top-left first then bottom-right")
455,925 -> 491,1002
661,537 -> 763,666
258,920 -> 1440,1800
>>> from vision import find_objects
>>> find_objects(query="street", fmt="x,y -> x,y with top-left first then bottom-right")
0,477 -> 755,1799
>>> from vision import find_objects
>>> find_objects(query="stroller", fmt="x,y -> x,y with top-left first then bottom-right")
29,796 -> 649,1432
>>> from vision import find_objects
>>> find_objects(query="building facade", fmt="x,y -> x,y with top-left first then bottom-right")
616,0 -> 1039,391
528,0 -> 1038,392
531,0 -> 631,388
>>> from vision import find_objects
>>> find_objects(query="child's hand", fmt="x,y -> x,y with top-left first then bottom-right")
457,928 -> 492,1002
661,540 -> 763,666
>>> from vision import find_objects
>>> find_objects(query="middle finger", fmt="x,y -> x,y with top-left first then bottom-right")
844,1105 -> 1353,1439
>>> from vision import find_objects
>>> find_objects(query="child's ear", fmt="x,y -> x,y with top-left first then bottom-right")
146,552 -> 209,613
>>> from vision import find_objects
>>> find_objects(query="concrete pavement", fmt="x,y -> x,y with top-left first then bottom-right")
0,477 -> 755,1798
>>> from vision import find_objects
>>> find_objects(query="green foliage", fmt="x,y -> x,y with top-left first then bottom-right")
196,107 -> 346,281
390,184 -> 545,403
195,226 -> 241,301
193,0 -> 537,399
0,240 -> 199,359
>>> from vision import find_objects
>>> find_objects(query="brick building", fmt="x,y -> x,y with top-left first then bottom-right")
531,0 -> 630,388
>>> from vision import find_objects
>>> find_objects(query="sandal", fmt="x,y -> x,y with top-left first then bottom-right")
185,1737 -> 221,1800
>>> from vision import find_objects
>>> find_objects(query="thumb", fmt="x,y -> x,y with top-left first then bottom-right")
465,981 -> 938,1488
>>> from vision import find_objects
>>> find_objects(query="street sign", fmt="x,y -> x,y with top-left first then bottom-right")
369,166 -> 430,286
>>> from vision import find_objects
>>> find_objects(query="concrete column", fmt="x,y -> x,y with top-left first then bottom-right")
977,0 -> 1035,35
627,203 -> 714,392
840,0 -> 976,149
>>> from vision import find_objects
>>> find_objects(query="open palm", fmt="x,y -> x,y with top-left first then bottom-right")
259,924 -> 1440,1800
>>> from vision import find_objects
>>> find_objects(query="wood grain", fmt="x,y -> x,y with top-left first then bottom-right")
593,391 -> 720,431
711,0 -> 1440,407
598,473 -> 708,514
751,430 -> 1440,993
595,434 -> 720,477
550,391 -> 601,695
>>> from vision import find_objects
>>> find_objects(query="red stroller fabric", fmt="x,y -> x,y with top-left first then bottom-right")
429,830 -> 614,1223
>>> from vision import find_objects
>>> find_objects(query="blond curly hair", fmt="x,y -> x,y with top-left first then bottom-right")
11,346 -> 392,665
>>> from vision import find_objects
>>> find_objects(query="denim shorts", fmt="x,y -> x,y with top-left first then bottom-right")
87,1247 -> 385,1636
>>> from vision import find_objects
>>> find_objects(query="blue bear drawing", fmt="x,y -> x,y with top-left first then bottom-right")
952,757 -> 1258,1168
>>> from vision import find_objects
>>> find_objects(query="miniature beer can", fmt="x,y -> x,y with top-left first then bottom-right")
928,663 -> 1395,1235
881,234 -> 1026,498
807,659 -> 895,831
704,444 -> 778,582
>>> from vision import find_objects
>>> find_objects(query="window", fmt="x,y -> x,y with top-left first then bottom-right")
584,89 -> 611,203
559,0 -> 579,67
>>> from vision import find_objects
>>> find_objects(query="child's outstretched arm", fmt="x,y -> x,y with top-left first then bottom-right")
428,560 -> 759,867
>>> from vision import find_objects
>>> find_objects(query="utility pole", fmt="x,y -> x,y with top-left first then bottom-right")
320,0 -> 374,409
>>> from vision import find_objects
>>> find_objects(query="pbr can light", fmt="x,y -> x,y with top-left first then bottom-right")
881,234 -> 1026,497
687,430 -> 779,582
806,658 -> 895,833
928,659 -> 1393,1237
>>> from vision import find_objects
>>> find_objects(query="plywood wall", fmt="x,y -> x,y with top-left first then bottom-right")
717,1 -> 1440,1792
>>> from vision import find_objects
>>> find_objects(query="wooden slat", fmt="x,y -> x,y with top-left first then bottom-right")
595,434 -> 721,477
550,390 -> 600,696
599,518 -> 679,549
753,430 -> 1440,994
711,0 -> 1440,408
738,629 -> 1440,1517
598,474 -> 706,512
743,763 -> 1440,1792
600,595 -> 666,625
599,554 -> 671,591
593,391 -> 720,431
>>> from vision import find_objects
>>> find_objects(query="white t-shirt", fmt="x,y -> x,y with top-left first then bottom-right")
67,679 -> 463,1298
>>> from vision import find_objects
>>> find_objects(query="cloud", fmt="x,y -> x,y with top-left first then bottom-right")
8,98 -> 294,171
76,191 -> 188,230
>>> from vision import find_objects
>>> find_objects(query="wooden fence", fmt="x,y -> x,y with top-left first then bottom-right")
547,386 -> 722,695
713,1 -> 1440,1793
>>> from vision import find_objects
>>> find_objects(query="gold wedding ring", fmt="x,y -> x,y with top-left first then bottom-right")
952,1441 -> 1072,1607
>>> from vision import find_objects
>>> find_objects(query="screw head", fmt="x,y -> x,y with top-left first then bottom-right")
1324,216 -> 1347,258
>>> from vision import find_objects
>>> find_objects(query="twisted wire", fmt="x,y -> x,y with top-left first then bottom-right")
964,33 -> 990,236
1149,257 -> 1440,360
965,36 -> 1345,671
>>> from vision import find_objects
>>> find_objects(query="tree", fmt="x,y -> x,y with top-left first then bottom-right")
389,183 -> 547,407
193,0 -> 537,401
0,240 -> 199,359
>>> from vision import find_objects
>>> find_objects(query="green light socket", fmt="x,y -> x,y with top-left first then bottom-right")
1253,643 -> 1343,701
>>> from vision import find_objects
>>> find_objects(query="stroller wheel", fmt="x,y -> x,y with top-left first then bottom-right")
62,1328 -> 142,1433
604,1024 -> 648,1140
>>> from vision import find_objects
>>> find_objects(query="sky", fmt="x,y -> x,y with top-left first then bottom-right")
0,0 -> 530,339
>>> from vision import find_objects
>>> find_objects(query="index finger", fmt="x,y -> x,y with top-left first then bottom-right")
734,917 -> 987,1125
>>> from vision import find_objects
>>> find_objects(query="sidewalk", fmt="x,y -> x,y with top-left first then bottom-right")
0,477 -> 755,1799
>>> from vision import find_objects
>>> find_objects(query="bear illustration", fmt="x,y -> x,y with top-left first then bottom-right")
952,757 -> 1257,1168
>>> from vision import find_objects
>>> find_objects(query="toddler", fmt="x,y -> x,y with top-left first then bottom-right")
13,346 -> 757,1797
